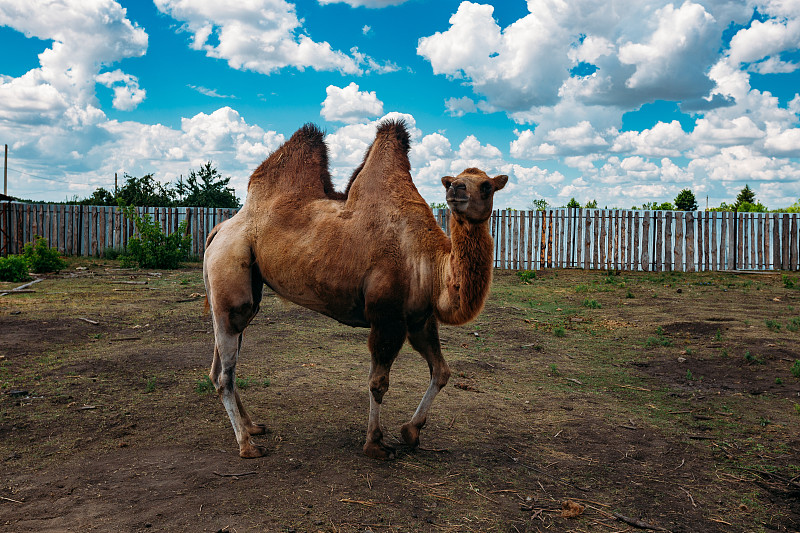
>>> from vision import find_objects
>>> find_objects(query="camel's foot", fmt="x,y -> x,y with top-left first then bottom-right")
239,441 -> 268,459
400,422 -> 422,448
363,440 -> 396,460
246,423 -> 268,436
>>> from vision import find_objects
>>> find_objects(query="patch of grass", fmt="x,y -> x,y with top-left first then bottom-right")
791,360 -> 800,378
236,376 -> 252,389
144,377 -> 156,393
744,351 -> 764,365
575,284 -> 589,293
782,274 -> 795,289
645,326 -> 672,348
714,329 -> 723,341
625,290 -> 634,298
765,319 -> 781,331
516,270 -> 536,284
775,377 -> 783,385
583,298 -> 601,309
195,376 -> 214,394
686,369 -> 694,381
549,364 -> 559,375
553,326 -> 566,337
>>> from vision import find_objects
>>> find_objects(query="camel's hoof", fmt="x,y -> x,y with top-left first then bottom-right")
247,423 -> 268,436
363,441 -> 396,460
239,442 -> 268,458
400,422 -> 421,448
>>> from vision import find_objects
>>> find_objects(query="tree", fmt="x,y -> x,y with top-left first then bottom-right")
528,198 -> 548,211
117,174 -> 176,207
180,162 -> 239,208
565,197 -> 581,208
674,189 -> 698,211
735,184 -> 756,208
584,199 -> 598,209
78,187 -> 116,206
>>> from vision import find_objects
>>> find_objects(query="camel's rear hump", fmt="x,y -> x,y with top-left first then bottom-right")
247,123 -> 345,200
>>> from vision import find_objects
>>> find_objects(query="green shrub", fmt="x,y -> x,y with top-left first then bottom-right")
792,360 -> 800,378
583,298 -> 601,309
195,376 -> 215,394
553,326 -> 566,337
0,255 -> 30,282
783,274 -> 795,289
765,319 -> 781,331
120,205 -> 192,269
22,236 -> 66,273
517,270 -> 536,284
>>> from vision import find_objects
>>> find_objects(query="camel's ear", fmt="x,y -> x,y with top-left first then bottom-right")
441,176 -> 454,189
492,175 -> 508,191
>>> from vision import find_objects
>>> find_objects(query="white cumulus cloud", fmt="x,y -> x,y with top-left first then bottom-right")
321,82 -> 384,124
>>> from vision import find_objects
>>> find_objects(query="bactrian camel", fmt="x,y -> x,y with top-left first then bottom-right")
203,120 -> 507,459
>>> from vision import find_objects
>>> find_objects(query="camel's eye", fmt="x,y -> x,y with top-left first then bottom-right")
480,181 -> 493,197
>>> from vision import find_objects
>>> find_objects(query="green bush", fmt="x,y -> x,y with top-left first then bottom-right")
583,298 -> 601,309
0,255 -> 30,282
23,236 -> 66,273
120,205 -> 192,269
792,360 -> 800,378
517,270 -> 536,284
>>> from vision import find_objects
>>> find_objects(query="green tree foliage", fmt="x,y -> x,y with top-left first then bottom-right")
641,201 -> 674,211
120,205 -> 192,269
179,162 -> 239,208
529,198 -> 549,211
118,174 -> 176,207
76,163 -> 239,208
735,184 -> 756,208
565,197 -> 581,208
781,199 -> 800,213
674,189 -> 698,211
23,236 -> 67,273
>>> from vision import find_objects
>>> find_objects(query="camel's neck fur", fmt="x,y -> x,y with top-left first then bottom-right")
434,215 -> 494,326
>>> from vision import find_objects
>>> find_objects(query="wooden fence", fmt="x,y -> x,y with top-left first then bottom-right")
477,208 -> 800,272
0,202 -> 236,259
1,202 -> 799,271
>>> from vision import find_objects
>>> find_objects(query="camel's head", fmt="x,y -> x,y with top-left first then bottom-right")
442,168 -> 508,224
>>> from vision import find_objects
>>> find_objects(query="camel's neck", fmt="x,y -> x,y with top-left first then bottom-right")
434,216 -> 494,326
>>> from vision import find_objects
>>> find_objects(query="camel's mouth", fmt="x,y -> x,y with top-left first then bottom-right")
446,184 -> 470,208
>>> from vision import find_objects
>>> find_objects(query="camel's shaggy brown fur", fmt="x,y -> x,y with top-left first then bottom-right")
203,119 -> 506,459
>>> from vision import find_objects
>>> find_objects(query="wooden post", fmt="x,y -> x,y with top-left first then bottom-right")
641,212 -> 650,271
791,213 -> 799,271
685,212 -> 695,272
654,211 -> 662,272
583,210 -> 592,270
673,212 -> 684,272
782,213 -> 791,270
664,211 -> 673,271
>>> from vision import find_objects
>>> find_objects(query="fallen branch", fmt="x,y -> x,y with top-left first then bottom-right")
611,512 -> 669,531
111,280 -> 148,285
618,384 -> 651,392
77,317 -> 99,325
339,498 -> 377,507
736,467 -> 800,490
0,278 -> 42,297
213,471 -> 257,478
1,496 -> 24,504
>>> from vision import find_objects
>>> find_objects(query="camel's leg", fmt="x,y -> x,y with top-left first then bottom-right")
204,222 -> 265,458
363,318 -> 406,460
209,330 -> 266,458
401,316 -> 450,448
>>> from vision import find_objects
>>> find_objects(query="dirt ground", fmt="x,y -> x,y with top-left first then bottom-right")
1,261 -> 799,532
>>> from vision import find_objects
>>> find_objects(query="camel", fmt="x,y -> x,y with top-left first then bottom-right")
203,119 -> 507,459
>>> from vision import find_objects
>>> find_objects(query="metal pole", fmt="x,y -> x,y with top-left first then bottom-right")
3,144 -> 7,196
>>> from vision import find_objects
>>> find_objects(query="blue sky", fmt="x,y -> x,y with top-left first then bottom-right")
1,0 -> 799,210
